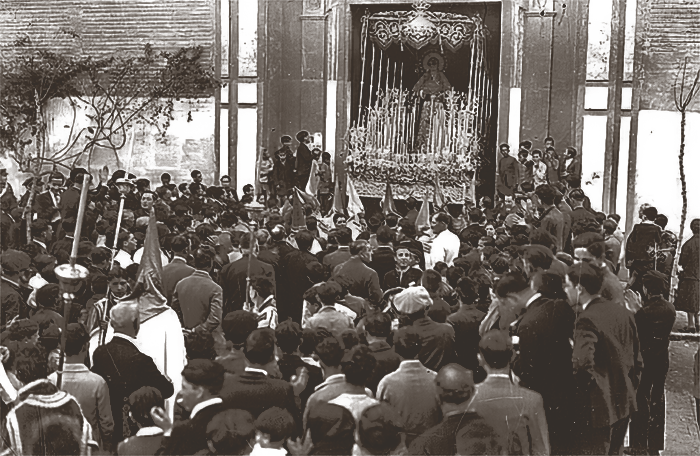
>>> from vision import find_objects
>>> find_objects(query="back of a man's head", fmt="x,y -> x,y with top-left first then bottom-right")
421,269 -> 443,293
206,409 -> 256,455
315,337 -> 344,368
222,310 -> 259,348
275,320 -> 303,354
436,364 -> 475,405
110,304 -> 139,335
376,226 -> 393,245
64,323 -> 89,357
182,359 -> 226,396
336,227 -> 353,246
364,312 -> 392,338
316,281 -> 343,306
341,345 -> 377,388
358,403 -> 403,455
129,386 -> 164,428
349,240 -> 369,256
479,330 -> 513,370
393,327 -> 422,360
244,329 -> 276,366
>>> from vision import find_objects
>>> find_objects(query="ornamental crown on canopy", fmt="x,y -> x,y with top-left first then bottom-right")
365,0 -> 484,53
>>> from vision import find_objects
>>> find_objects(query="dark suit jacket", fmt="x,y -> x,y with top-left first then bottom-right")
323,246 -> 352,271
514,296 -> 575,409
219,254 -> 276,315
538,206 -> 566,252
159,402 -> 225,456
634,296 -> 676,368
278,249 -> 319,323
447,304 -> 485,374
332,257 -> 383,306
161,257 -> 195,305
367,340 -> 402,394
569,206 -> 596,232
34,191 -> 60,222
220,370 -> 300,426
409,410 -> 497,456
565,156 -> 582,179
625,222 -> 662,263
92,336 -> 174,445
273,158 -> 296,196
59,186 -> 81,220
413,317 -> 456,372
277,353 -> 323,409
296,143 -> 314,186
573,297 -> 643,428
498,155 -> 521,195
369,246 -> 395,290
383,267 -> 423,290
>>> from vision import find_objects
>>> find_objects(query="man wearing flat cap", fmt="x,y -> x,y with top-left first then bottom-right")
628,271 -> 676,455
497,143 -> 520,197
295,130 -> 313,190
393,286 -> 455,371
1,249 -> 32,328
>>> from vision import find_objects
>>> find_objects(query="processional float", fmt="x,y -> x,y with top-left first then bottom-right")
346,0 -> 493,203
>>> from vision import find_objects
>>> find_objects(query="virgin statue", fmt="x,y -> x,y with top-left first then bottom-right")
412,52 -> 452,149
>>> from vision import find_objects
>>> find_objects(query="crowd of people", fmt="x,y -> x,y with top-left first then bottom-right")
0,133 -> 699,456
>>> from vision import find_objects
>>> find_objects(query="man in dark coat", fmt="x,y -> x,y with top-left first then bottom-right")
161,235 -> 195,305
295,130 -> 314,190
626,206 -> 663,295
446,277 -> 485,381
92,304 -> 174,448
512,272 -> 576,454
277,230 -> 320,324
394,286 -> 455,372
218,234 -> 276,316
0,168 -> 18,213
273,144 -> 296,198
323,227 -> 353,270
60,169 -> 89,220
567,263 -> 643,456
34,172 -> 64,223
629,271 -> 676,455
1,249 -> 32,328
364,312 -> 402,394
369,226 -> 395,290
674,219 -> 699,331
154,360 -> 227,456
332,240 -> 384,307
497,143 -> 520,197
220,329 -> 301,426
535,184 -> 567,252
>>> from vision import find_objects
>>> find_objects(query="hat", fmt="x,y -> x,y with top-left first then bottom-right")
182,359 -> 225,390
22,177 -> 35,188
393,286 -> 432,314
280,135 -> 292,144
222,311 -> 259,346
69,167 -> 89,182
0,249 -> 31,273
0,168 -> 7,176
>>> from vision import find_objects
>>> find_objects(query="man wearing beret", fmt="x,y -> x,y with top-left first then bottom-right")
393,286 -> 455,371
1,249 -> 32,328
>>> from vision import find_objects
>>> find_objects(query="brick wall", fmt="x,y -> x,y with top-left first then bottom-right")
0,0 -> 215,62
1,0 -> 218,187
637,0 -> 700,111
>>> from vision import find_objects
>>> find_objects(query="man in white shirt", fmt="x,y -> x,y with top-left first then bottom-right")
427,212 -> 460,270
531,149 -> 548,188
114,232 -> 137,268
